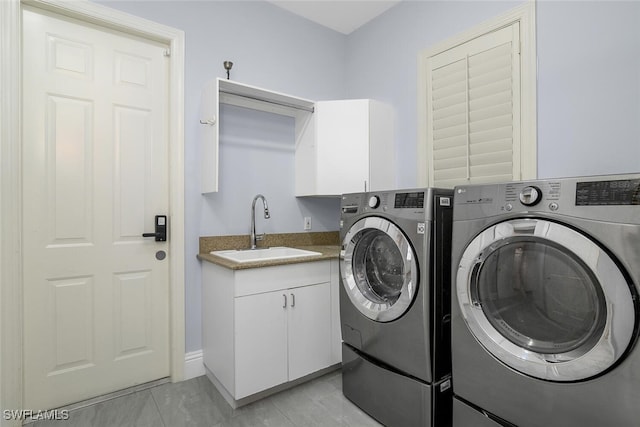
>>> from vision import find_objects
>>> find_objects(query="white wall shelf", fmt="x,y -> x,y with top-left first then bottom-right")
199,78 -> 314,194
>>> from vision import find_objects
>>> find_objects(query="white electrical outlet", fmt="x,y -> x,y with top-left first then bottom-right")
303,217 -> 312,231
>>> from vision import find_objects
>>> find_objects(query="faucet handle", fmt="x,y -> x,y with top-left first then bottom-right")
255,233 -> 266,242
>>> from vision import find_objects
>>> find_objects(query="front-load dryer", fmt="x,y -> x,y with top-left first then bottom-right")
451,174 -> 640,426
340,188 -> 453,427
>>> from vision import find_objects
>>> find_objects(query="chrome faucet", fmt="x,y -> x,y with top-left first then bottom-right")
250,194 -> 270,249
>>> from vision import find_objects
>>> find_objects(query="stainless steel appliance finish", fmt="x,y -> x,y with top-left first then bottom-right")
451,174 -> 640,426
340,188 -> 453,427
453,397 -> 510,427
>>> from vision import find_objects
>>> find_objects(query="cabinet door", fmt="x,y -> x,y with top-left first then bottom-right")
316,100 -> 370,195
235,290 -> 288,398
287,282 -> 333,381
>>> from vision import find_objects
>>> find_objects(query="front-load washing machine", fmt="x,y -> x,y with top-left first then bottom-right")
340,188 -> 453,427
451,174 -> 640,426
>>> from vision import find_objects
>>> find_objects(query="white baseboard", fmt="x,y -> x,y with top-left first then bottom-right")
184,350 -> 205,380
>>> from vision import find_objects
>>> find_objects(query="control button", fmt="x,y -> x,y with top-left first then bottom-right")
505,203 -> 513,211
368,196 -> 380,209
549,202 -> 559,211
519,186 -> 542,206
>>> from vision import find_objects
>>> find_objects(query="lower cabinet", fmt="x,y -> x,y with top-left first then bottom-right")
235,282 -> 331,398
202,259 -> 338,405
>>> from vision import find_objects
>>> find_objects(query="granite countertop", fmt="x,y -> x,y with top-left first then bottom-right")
197,232 -> 340,270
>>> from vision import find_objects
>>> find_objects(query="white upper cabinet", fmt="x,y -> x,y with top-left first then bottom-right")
295,99 -> 396,196
199,79 -> 395,196
199,78 -> 314,194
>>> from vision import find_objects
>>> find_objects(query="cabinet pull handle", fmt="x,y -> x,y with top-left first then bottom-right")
291,293 -> 295,307
283,294 -> 287,308
364,180 -> 367,192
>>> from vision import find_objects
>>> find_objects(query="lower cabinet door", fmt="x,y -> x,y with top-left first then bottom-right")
288,282 -> 333,381
235,290 -> 288,398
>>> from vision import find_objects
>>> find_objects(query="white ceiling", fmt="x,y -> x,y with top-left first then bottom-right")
266,0 -> 402,35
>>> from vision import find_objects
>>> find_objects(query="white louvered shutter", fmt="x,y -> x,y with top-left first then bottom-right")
426,24 -> 521,188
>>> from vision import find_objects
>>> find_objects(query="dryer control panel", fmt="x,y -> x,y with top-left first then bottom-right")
576,178 -> 640,206
453,174 -> 640,223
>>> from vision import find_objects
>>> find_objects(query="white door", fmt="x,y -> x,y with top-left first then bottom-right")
288,282 -> 332,381
22,6 -> 170,409
235,291 -> 288,399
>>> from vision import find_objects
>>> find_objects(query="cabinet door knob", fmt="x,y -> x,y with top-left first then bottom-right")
282,294 -> 287,308
291,293 -> 295,307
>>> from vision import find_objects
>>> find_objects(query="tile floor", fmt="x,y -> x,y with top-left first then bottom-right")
33,370 -> 382,427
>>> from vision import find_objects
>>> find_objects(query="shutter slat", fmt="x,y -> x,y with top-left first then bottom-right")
468,43 -> 512,75
433,68 -> 466,91
434,156 -> 467,171
470,126 -> 512,145
469,65 -> 510,89
433,101 -> 466,121
432,58 -> 466,80
433,111 -> 466,132
433,123 -> 466,141
469,102 -> 511,123
469,114 -> 512,134
470,150 -> 512,166
433,80 -> 466,102
469,91 -> 511,111
433,134 -> 467,151
433,144 -> 466,160
433,92 -> 466,112
470,138 -> 512,155
470,162 -> 512,177
434,166 -> 467,181
470,82 -> 511,104
434,177 -> 469,188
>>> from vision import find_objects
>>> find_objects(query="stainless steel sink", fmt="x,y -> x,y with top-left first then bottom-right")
210,246 -> 322,263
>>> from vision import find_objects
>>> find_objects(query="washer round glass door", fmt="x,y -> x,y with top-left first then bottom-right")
341,216 -> 418,322
457,218 -> 636,382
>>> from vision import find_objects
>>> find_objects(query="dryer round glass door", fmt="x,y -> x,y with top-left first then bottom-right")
341,216 -> 418,322
456,218 -> 636,382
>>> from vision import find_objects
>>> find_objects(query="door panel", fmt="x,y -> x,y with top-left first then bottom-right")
341,216 -> 418,322
235,291 -> 288,399
288,282 -> 333,381
456,218 -> 635,381
22,7 -> 170,409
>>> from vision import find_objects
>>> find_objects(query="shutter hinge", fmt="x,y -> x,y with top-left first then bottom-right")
163,49 -> 171,57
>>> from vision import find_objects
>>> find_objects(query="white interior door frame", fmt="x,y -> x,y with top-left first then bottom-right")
0,0 -> 185,423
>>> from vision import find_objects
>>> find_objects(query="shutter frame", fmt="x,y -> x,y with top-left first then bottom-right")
417,2 -> 537,188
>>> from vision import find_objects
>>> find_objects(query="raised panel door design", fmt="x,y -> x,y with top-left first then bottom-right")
48,276 -> 95,374
46,95 -> 94,246
22,7 -> 170,409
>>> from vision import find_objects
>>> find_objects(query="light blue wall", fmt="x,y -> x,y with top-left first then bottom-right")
98,0 -> 345,352
345,1 -> 523,187
536,1 -> 640,178
97,0 -> 640,353
346,0 -> 640,186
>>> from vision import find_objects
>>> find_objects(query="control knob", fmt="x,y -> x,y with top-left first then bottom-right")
519,186 -> 542,206
368,196 -> 380,209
